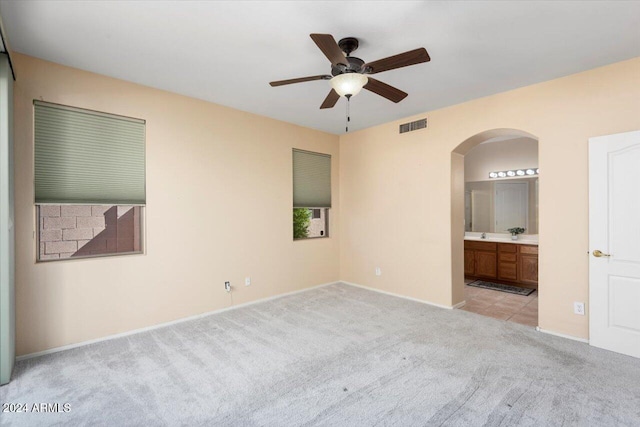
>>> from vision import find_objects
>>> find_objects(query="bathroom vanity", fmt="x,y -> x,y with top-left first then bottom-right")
464,237 -> 538,289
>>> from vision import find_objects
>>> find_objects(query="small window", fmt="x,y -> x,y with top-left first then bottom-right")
292,149 -> 331,240
34,101 -> 146,261
293,208 -> 329,240
38,205 -> 143,261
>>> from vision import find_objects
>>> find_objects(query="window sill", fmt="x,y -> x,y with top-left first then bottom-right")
293,236 -> 331,242
36,250 -> 145,264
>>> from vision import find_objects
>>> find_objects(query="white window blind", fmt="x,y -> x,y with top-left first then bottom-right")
34,101 -> 145,205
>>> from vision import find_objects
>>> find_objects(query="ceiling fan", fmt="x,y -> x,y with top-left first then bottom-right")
269,34 -> 431,109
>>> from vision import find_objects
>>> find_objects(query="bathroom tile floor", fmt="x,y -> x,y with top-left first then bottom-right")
459,281 -> 538,327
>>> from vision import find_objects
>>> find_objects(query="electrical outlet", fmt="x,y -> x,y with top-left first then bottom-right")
245,277 -> 251,286
224,281 -> 231,292
375,267 -> 382,276
574,302 -> 585,315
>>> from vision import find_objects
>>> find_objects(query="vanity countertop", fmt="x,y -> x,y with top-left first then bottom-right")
464,233 -> 538,246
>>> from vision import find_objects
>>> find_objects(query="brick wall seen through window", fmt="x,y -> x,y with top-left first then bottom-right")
38,205 -> 142,261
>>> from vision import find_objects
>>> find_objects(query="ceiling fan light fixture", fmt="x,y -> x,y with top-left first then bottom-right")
330,73 -> 368,97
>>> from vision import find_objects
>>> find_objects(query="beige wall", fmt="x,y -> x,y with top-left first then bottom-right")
12,53 -> 640,354
13,54 -> 340,356
464,137 -> 538,182
339,57 -> 640,339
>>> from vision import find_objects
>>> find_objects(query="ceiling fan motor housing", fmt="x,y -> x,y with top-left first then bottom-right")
331,37 -> 366,75
331,57 -> 365,76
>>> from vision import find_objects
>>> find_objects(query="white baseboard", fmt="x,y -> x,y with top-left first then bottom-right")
16,281 -> 340,362
16,280 -> 590,362
536,326 -> 589,343
452,300 -> 466,309
340,281 -> 460,310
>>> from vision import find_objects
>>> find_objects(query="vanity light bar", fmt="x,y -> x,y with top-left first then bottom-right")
489,168 -> 539,179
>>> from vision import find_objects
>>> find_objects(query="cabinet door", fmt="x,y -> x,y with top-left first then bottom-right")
519,254 -> 539,285
475,251 -> 497,279
464,250 -> 475,275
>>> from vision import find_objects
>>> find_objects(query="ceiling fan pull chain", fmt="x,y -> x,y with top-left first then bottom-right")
346,94 -> 351,132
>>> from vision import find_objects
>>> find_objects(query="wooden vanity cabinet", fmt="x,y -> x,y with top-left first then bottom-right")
464,250 -> 475,276
518,245 -> 539,285
498,244 -> 518,282
475,251 -> 498,278
464,240 -> 538,288
464,241 -> 497,279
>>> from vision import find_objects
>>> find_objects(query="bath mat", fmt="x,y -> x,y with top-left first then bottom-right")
468,280 -> 535,296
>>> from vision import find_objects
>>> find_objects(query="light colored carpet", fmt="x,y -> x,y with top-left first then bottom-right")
1,283 -> 639,426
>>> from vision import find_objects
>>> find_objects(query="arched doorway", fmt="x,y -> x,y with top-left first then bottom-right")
451,128 -> 540,325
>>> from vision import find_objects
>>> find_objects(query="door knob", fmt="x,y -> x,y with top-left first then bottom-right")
592,250 -> 611,258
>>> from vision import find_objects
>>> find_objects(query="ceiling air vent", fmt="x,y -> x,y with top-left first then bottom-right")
399,118 -> 427,134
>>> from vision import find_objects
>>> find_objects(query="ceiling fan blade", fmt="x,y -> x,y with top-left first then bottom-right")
364,48 -> 430,74
320,89 -> 340,109
310,34 -> 348,67
364,77 -> 408,103
270,75 -> 331,87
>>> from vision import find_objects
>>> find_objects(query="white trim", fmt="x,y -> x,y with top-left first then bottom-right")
536,326 -> 589,344
452,300 -> 466,309
16,281 -> 340,362
340,281 -> 459,310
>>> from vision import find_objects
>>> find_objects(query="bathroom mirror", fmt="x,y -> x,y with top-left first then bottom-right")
464,177 -> 538,234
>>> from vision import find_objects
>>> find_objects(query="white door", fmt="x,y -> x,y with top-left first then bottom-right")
589,130 -> 640,358
495,182 -> 528,233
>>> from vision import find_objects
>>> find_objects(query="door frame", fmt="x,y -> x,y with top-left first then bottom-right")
450,128 -> 539,308
0,53 -> 15,385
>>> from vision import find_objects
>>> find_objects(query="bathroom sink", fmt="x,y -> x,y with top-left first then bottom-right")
464,235 -> 538,245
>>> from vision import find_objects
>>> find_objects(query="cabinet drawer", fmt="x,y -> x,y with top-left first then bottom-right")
499,262 -> 518,281
498,243 -> 517,253
499,253 -> 517,262
519,245 -> 538,254
464,241 -> 497,251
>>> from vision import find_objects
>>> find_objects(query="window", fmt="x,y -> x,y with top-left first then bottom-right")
293,208 -> 329,239
38,205 -> 142,260
292,149 -> 330,240
34,101 -> 145,261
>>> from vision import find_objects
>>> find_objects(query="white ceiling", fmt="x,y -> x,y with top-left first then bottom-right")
1,1 -> 639,135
